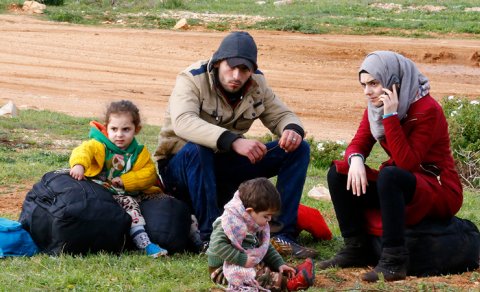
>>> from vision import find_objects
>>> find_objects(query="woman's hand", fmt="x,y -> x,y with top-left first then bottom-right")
347,157 -> 368,196
380,84 -> 399,115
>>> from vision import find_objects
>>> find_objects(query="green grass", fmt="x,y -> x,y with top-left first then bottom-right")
0,253 -> 212,291
1,109 -> 479,290
1,0 -> 479,37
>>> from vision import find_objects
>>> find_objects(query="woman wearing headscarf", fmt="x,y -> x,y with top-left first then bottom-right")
319,51 -> 463,282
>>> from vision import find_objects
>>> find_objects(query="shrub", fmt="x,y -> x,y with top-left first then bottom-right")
46,10 -> 83,23
308,138 -> 346,169
253,134 -> 346,170
41,0 -> 64,6
160,0 -> 185,9
441,96 -> 480,188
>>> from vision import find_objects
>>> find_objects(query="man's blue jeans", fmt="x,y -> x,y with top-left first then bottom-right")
159,140 -> 310,241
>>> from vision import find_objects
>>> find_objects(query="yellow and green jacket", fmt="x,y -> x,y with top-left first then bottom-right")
69,121 -> 160,194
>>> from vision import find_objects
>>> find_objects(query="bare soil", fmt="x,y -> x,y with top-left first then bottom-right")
0,13 -> 479,290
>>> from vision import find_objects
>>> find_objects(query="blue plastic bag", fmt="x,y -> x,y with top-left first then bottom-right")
0,217 -> 38,257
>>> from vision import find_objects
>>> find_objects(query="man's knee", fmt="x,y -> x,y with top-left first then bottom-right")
285,140 -> 310,168
180,142 -> 214,159
296,140 -> 311,160
168,143 -> 216,170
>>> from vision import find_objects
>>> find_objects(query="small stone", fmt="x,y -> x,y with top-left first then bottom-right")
173,18 -> 189,30
0,101 -> 19,118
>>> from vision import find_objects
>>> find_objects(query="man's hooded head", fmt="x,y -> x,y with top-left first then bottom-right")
209,31 -> 258,72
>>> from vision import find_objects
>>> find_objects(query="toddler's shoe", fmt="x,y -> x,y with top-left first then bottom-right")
295,258 -> 315,286
145,243 -> 168,258
286,269 -> 311,291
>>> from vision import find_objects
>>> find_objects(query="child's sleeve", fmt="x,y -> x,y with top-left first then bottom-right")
69,140 -> 100,170
121,147 -> 157,192
208,220 -> 248,267
263,243 -> 287,271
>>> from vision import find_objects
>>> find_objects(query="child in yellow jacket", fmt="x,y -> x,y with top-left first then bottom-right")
69,100 -> 167,257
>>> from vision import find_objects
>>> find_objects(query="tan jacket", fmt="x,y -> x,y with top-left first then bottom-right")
154,60 -> 303,160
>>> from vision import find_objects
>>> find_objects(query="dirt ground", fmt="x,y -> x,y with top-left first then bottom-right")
1,13 -> 479,289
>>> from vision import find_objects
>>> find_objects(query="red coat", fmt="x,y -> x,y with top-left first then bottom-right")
334,95 -> 463,232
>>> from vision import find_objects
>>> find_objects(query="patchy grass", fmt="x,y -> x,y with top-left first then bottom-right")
0,110 -> 479,290
1,0 -> 479,37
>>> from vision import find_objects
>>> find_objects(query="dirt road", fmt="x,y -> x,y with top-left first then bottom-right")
1,14 -> 479,141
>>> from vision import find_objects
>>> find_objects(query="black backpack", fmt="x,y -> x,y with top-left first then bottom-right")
140,196 -> 192,254
19,170 -> 131,256
371,216 -> 480,276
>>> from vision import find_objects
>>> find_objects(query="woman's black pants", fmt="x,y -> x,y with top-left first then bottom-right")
327,164 -> 416,248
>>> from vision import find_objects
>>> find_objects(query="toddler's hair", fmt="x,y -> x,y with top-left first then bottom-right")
105,100 -> 141,130
238,177 -> 281,213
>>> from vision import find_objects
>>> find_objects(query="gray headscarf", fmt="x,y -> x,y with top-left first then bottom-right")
359,51 -> 430,140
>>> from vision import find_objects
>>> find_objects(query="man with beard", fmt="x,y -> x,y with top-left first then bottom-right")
154,31 -> 315,258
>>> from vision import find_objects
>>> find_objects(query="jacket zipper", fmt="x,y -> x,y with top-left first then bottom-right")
420,164 -> 442,185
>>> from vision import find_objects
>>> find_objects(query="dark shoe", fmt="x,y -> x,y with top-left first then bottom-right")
271,234 -> 318,259
286,269 -> 311,291
318,236 -> 370,269
294,258 -> 315,286
361,246 -> 408,282
269,220 -> 284,234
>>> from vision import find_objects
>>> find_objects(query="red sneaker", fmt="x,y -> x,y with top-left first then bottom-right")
286,269 -> 310,291
295,258 -> 315,286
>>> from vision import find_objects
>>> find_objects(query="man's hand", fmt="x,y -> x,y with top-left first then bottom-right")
231,138 -> 267,164
347,157 -> 368,196
70,164 -> 85,180
279,130 -> 302,153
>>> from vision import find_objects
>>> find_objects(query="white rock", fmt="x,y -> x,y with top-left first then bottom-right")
0,101 -> 19,118
274,0 -> 293,6
307,184 -> 331,201
22,1 -> 46,14
173,18 -> 189,30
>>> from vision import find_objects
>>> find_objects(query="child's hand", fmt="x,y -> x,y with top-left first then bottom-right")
111,177 -> 124,188
70,165 -> 85,180
279,264 -> 295,278
245,255 -> 256,268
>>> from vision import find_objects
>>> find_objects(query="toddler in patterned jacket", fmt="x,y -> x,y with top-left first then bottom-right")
206,177 -> 315,291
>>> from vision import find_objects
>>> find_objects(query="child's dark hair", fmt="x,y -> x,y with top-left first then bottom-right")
105,100 -> 141,132
238,177 -> 281,213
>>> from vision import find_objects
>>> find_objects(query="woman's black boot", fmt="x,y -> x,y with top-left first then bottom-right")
319,236 -> 371,269
361,246 -> 409,282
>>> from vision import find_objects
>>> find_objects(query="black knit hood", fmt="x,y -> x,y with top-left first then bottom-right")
208,31 -> 258,71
